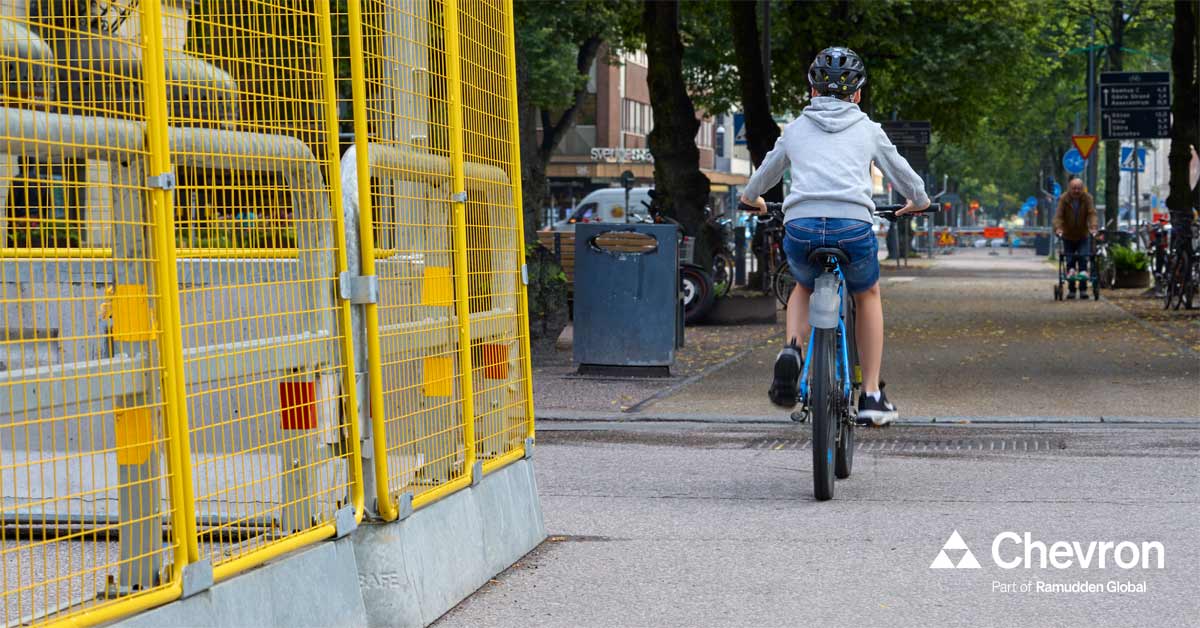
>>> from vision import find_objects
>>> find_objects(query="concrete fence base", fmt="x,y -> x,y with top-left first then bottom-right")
106,459 -> 545,628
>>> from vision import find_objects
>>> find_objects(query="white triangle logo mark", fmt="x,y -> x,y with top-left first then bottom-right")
930,530 -> 981,569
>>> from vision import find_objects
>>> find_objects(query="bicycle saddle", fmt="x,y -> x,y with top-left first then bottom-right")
807,247 -> 851,268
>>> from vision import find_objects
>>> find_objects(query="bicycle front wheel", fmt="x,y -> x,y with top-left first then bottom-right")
810,327 -> 838,501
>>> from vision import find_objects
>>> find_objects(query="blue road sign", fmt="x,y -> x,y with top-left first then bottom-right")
733,113 -> 747,146
1120,146 -> 1147,172
1062,148 -> 1086,174
1052,181 -> 1062,197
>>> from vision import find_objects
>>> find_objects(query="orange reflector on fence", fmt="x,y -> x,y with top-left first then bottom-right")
279,381 -> 318,430
983,227 -> 1006,239
477,343 -> 510,380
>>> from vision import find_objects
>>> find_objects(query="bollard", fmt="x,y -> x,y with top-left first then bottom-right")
111,288 -> 162,593
109,166 -> 163,596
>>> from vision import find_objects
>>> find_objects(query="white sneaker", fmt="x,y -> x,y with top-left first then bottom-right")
857,389 -> 898,426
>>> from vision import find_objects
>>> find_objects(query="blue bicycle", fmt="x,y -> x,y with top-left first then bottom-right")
760,202 -> 936,500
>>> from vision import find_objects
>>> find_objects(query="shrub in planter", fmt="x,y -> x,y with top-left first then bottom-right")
525,243 -> 569,351
1110,245 -> 1151,288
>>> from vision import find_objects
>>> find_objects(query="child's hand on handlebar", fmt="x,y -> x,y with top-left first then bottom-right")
894,198 -> 930,217
739,195 -> 768,214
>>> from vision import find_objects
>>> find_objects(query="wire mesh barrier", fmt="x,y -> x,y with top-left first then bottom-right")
0,0 -> 529,624
0,0 -> 186,624
454,0 -> 532,473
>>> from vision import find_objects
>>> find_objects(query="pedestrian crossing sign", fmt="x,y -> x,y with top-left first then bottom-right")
1119,146 -> 1146,172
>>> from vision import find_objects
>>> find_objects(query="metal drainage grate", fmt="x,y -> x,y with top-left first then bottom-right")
746,438 -> 1061,453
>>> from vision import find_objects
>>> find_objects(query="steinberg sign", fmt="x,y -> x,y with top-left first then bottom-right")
991,532 -> 1165,570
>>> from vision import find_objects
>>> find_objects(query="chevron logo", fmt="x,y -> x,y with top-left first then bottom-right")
930,530 -> 982,569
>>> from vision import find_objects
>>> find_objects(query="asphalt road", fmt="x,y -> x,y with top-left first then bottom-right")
439,248 -> 1200,628
436,420 -> 1200,628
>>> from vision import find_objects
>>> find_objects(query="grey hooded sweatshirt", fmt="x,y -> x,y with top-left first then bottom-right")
741,96 -> 930,225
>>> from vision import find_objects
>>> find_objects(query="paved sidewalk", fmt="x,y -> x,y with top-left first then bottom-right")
553,249 -> 1198,421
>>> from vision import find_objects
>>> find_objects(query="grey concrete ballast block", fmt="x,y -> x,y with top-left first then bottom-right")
102,458 -> 545,628
353,458 -> 547,628
110,538 -> 367,628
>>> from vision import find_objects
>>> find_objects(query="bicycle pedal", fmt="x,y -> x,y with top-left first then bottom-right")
790,407 -> 810,423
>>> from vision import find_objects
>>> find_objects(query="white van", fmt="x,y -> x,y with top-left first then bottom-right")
547,187 -> 654,232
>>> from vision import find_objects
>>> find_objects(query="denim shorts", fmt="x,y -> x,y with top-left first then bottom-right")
782,217 -> 879,294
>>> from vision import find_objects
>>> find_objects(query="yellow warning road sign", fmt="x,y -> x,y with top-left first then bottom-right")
1072,134 -> 1098,160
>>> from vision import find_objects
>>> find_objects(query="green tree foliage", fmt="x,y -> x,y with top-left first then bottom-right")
513,0 -> 641,237
681,1 -> 1172,222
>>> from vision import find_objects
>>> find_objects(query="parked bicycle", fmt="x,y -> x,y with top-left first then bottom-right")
1163,218 -> 1199,311
1148,217 -> 1172,295
636,190 -> 718,323
745,203 -> 798,307
750,201 -> 937,501
1093,230 -> 1117,291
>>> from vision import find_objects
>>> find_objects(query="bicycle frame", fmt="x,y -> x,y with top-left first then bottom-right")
798,263 -> 853,403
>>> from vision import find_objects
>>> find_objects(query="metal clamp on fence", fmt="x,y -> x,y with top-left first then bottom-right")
340,271 -> 379,304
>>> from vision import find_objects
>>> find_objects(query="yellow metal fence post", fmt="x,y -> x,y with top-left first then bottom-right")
344,0 -> 399,522
139,0 -> 200,572
501,0 -> 538,445
442,0 -> 480,487
316,0 -> 365,527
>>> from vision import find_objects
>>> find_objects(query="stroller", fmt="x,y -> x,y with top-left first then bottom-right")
1053,234 -> 1099,301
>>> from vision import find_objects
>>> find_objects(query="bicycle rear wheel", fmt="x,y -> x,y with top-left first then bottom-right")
810,327 -> 837,500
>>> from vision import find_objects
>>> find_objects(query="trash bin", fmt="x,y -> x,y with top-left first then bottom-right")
573,223 -> 680,375
1034,235 -> 1051,256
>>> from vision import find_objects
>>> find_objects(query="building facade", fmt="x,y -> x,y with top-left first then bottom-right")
542,48 -> 751,217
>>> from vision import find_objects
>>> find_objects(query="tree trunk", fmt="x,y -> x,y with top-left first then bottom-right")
729,0 -> 780,290
728,2 -> 779,172
515,33 -> 604,241
1166,0 -> 1199,234
1102,0 -> 1125,231
515,34 -> 543,242
643,0 -> 712,265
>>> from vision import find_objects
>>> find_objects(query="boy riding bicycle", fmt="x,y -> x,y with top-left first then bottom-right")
740,47 -> 930,426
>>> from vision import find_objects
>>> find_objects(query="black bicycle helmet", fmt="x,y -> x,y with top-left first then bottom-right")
808,46 -> 866,97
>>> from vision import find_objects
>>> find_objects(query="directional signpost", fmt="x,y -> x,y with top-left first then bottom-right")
882,120 -> 931,173
1100,72 -> 1171,140
881,121 -> 933,260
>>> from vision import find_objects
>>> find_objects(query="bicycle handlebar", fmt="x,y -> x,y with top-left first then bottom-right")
737,201 -> 938,223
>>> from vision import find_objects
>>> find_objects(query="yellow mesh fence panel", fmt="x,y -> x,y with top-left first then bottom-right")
455,0 -> 530,467
164,0 -> 356,570
1,0 -> 181,623
355,0 -> 472,507
0,0 -> 529,622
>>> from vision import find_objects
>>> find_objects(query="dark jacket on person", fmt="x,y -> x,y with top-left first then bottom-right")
1054,192 -> 1098,240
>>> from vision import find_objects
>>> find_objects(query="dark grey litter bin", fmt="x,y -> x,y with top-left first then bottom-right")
1034,235 -> 1051,256
573,224 -> 680,375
